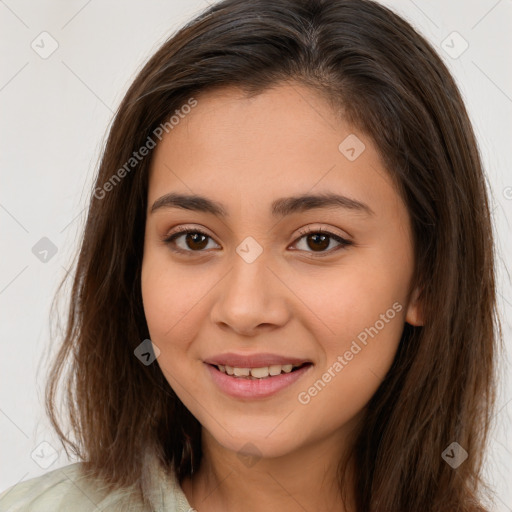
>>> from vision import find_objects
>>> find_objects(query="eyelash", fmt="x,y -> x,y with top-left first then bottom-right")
162,226 -> 353,258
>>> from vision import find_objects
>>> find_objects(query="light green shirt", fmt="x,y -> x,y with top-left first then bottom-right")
0,453 -> 194,511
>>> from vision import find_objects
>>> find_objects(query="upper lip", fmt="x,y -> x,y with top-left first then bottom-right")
204,352 -> 312,368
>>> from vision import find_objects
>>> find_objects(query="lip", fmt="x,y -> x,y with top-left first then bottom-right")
205,362 -> 313,399
204,352 -> 311,368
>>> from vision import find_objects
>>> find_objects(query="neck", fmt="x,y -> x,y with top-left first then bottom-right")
181,427 -> 358,512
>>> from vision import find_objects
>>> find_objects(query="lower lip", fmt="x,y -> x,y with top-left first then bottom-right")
205,363 -> 313,399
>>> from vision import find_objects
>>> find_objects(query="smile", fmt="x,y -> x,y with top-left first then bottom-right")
215,363 -> 308,379
205,362 -> 313,399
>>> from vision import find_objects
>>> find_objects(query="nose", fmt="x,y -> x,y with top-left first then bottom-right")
209,249 -> 291,337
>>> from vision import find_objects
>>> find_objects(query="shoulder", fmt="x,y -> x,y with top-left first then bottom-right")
0,462 -> 144,512
0,456 -> 193,512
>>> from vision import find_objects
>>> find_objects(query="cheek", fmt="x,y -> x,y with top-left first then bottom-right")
141,257 -> 202,393
302,258 -> 408,341
298,258 -> 408,383
296,293 -> 406,432
142,249 -> 198,337
141,250 -> 223,374
141,251 -> 187,358
293,252 -> 409,422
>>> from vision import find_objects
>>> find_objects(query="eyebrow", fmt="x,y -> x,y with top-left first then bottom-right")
150,192 -> 374,217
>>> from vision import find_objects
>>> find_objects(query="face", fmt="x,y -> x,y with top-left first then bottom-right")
141,82 -> 422,460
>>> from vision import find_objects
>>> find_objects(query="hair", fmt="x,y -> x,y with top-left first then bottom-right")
45,0 -> 501,510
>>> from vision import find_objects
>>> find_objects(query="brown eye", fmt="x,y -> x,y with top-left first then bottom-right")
304,233 -> 330,251
163,229 -> 220,254
182,232 -> 209,250
293,227 -> 352,256
163,226 -> 352,258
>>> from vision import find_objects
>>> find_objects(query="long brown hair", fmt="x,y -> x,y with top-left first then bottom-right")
45,0 -> 501,510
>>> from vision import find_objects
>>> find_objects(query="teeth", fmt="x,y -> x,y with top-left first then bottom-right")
250,367 -> 269,378
216,363 -> 303,379
268,365 -> 282,376
233,367 -> 250,377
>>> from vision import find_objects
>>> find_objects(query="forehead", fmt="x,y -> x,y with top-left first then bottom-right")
147,82 -> 401,222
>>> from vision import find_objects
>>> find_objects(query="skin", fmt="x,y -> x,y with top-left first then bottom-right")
141,82 -> 423,512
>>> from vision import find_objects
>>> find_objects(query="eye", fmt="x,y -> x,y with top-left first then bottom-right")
163,227 -> 220,255
292,226 -> 352,256
162,225 -> 352,257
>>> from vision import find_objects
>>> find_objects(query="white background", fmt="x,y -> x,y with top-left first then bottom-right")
1,0 -> 511,509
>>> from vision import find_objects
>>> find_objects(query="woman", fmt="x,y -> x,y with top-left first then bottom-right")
0,0 -> 500,510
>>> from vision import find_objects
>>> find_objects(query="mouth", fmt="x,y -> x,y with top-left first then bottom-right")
209,362 -> 312,380
204,359 -> 313,399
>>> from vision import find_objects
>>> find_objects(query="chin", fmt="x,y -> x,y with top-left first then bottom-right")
206,424 -> 302,460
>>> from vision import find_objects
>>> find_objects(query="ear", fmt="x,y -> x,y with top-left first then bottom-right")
405,285 -> 424,326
